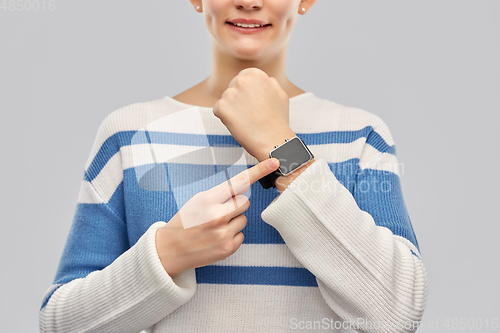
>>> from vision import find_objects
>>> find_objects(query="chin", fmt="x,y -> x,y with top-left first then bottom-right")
230,46 -> 269,61
233,53 -> 265,61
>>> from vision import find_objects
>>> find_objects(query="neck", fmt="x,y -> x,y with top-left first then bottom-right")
200,44 -> 302,102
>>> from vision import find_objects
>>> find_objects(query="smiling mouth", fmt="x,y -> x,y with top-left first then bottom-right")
226,22 -> 272,28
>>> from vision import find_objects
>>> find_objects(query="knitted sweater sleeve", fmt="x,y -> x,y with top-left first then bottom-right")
261,119 -> 428,333
39,114 -> 197,333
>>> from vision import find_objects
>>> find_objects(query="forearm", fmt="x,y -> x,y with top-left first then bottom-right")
261,158 -> 428,333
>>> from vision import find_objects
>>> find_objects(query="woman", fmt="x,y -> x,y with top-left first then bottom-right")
39,0 -> 428,332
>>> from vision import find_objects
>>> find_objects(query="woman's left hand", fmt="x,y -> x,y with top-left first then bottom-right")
213,67 -> 296,162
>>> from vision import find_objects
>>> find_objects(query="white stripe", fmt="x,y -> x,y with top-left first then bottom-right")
153,284 -> 350,332
121,140 -> 367,171
77,180 -> 104,204
308,139 -> 366,163
127,144 -> 252,169
86,95 -> 394,170
124,140 -> 400,174
358,145 -> 401,176
84,99 -> 171,170
212,244 -> 305,268
85,100 -> 230,169
82,94 -> 400,202
144,106 -> 212,135
81,153 -> 123,204
82,140 -> 400,205
290,95 -> 395,145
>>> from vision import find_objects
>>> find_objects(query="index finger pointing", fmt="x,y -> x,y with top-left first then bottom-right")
209,158 -> 280,203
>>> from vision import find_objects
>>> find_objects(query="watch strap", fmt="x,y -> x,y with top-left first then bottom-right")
258,171 -> 280,189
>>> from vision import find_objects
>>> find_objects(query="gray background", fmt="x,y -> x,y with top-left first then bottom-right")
1,0 -> 499,332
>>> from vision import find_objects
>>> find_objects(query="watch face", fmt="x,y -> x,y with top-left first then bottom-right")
270,137 -> 313,175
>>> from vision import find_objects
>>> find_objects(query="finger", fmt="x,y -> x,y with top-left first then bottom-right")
207,195 -> 249,227
238,67 -> 268,77
224,227 -> 245,257
228,75 -> 238,88
269,77 -> 284,93
220,194 -> 250,220
233,231 -> 244,248
227,214 -> 248,235
238,68 -> 253,76
209,158 -> 280,202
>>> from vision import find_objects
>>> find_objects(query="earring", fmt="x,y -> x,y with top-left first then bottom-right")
196,6 -> 200,11
301,8 -> 305,12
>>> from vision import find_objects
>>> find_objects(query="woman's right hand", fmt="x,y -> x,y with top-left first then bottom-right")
155,158 -> 280,278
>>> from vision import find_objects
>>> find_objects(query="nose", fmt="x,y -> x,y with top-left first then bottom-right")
233,0 -> 263,10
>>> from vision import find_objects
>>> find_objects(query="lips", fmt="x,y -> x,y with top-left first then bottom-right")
226,22 -> 271,34
227,18 -> 271,26
226,22 -> 271,28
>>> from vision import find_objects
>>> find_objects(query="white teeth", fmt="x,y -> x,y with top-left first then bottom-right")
232,22 -> 263,28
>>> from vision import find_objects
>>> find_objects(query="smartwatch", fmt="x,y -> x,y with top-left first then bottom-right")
258,136 -> 314,189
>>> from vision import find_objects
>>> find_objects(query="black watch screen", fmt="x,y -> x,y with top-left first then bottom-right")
270,137 -> 313,176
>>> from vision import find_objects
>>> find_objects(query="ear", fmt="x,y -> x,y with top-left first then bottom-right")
190,0 -> 202,12
299,0 -> 316,14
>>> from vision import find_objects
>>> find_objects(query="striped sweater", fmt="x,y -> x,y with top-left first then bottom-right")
39,92 -> 428,333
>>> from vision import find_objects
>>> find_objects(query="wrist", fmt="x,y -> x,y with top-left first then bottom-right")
155,228 -> 182,278
254,128 -> 297,162
275,158 -> 315,193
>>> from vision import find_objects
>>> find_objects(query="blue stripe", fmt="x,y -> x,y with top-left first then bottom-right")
115,159 -> 408,248
121,158 -> 361,245
51,202 -> 130,281
85,128 -> 394,182
108,182 -> 125,221
300,127 -> 394,154
85,131 -> 135,182
364,130 -> 396,155
354,168 -> 419,250
101,160 -> 406,247
149,132 -> 241,146
196,265 -> 318,287
122,166 -> 286,244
